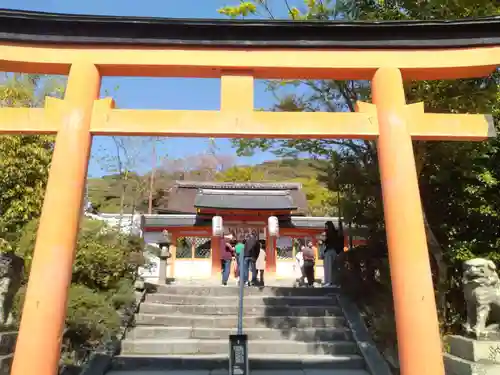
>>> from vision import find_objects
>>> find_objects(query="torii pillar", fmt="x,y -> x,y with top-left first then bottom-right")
371,67 -> 444,375
11,63 -> 104,375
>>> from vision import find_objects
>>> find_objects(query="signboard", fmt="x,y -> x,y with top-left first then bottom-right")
225,226 -> 265,241
229,334 -> 249,375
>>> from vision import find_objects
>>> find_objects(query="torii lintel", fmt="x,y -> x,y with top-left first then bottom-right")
0,98 -> 494,141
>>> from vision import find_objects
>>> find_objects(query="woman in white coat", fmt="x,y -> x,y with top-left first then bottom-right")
255,242 -> 266,286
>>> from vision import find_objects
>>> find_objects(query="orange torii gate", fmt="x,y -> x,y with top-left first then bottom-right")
0,9 -> 499,375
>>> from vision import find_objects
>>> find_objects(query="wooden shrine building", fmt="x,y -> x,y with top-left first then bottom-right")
141,181 -> 365,279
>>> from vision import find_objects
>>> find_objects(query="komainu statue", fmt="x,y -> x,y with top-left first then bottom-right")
0,252 -> 24,326
462,258 -> 500,340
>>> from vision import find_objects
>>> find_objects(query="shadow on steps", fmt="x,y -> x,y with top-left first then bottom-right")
110,353 -> 366,372
97,284 -> 391,375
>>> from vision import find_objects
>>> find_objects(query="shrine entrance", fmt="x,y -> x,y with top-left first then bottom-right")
140,181 -> 367,281
1,9 -> 499,375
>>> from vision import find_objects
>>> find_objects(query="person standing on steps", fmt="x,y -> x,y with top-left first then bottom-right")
255,240 -> 266,287
302,241 -> 316,287
243,233 -> 260,286
323,220 -> 344,287
220,235 -> 235,286
295,244 -> 306,286
234,237 -> 245,284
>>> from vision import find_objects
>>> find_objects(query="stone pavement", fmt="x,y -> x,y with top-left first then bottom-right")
109,370 -> 370,375
159,276 -> 329,289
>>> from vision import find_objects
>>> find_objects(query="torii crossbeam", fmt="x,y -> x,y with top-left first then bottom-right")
0,9 -> 499,375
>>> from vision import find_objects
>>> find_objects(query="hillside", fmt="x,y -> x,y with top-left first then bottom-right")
87,158 -> 337,216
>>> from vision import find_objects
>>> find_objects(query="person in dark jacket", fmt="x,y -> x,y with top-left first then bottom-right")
242,233 -> 260,286
323,220 -> 344,287
220,235 -> 235,286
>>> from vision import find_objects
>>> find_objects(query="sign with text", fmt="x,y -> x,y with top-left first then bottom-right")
225,226 -> 265,241
229,334 -> 249,375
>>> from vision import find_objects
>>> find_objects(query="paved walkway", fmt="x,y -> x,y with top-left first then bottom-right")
163,277 -> 295,287
159,277 -> 330,289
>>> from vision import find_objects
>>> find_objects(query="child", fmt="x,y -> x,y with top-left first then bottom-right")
255,243 -> 266,286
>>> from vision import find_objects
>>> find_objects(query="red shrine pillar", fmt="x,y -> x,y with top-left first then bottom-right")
372,67 -> 444,375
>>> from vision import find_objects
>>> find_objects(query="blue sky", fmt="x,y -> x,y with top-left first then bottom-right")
2,0 -> 308,177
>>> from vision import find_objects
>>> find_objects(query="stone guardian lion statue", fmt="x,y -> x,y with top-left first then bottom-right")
462,258 -> 500,339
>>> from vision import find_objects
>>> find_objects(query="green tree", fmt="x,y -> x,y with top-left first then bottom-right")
14,217 -> 145,363
215,166 -> 265,182
0,74 -> 65,238
1,74 -> 146,366
218,0 -> 500,343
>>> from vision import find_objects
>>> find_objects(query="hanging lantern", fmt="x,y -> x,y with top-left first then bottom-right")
268,216 -> 279,237
212,216 -> 224,237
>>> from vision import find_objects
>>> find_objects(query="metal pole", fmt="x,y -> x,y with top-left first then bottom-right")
237,248 -> 245,334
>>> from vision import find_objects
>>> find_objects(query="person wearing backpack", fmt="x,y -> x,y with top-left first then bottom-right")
242,233 -> 260,286
323,220 -> 344,287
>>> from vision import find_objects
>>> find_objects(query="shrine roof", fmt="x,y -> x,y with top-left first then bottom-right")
142,214 -> 331,230
175,181 -> 302,190
194,189 -> 297,211
161,181 -> 309,214
0,9 -> 499,49
141,214 -> 367,235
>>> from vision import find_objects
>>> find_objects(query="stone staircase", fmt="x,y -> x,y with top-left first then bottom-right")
108,284 -> 388,374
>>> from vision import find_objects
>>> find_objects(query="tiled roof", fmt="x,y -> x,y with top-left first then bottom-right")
159,181 -> 309,214
194,189 -> 296,211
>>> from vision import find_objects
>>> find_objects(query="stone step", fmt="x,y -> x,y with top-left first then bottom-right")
109,370 -> 371,375
121,339 -> 359,356
153,285 -> 338,297
139,303 -> 344,317
128,326 -> 352,341
145,293 -> 340,307
112,353 -> 366,371
443,353 -> 500,375
448,335 -> 500,364
0,332 -> 17,356
0,354 -> 13,375
135,314 -> 346,329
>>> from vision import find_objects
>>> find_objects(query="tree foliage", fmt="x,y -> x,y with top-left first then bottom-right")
216,166 -> 265,182
14,217 -> 144,362
214,163 -> 336,215
0,74 -> 64,237
1,74 -> 145,364
218,0 -> 500,354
